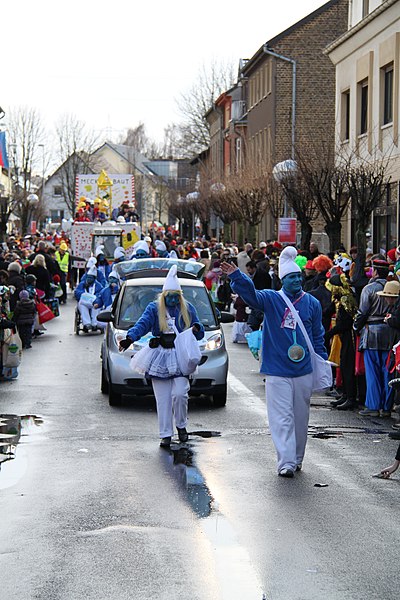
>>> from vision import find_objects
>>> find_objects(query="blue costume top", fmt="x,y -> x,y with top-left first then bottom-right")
127,301 -> 205,342
95,285 -> 118,309
74,279 -> 104,301
229,269 -> 327,377
97,262 -> 112,281
79,271 -> 107,288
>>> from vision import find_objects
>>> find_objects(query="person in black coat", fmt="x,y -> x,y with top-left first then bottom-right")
7,262 -> 25,312
26,254 -> 51,298
13,290 -> 37,349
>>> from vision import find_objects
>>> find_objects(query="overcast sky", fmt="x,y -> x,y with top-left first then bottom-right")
3,0 -> 329,146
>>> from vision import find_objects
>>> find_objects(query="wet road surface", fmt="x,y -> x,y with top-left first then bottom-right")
1,299 -> 400,599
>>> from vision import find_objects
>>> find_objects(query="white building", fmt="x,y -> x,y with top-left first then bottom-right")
327,0 -> 400,252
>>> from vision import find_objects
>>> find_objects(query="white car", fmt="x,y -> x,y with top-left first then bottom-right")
98,259 -> 233,407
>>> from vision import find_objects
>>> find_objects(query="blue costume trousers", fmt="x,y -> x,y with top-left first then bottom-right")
363,349 -> 392,411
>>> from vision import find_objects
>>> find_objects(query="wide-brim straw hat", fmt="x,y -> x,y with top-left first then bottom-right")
377,280 -> 400,297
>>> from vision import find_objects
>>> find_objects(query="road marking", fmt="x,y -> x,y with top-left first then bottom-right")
228,373 -> 267,419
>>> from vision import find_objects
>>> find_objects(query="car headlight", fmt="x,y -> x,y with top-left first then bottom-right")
204,333 -> 223,351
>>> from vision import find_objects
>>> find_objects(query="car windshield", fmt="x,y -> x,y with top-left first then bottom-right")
117,284 -> 218,331
92,235 -> 120,259
114,258 -> 205,279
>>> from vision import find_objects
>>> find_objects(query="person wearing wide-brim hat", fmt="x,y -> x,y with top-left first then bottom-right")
119,266 -> 205,447
354,256 -> 395,417
221,246 -> 328,478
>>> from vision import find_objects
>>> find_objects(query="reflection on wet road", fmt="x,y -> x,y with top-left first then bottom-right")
160,439 -> 265,599
0,415 -> 43,490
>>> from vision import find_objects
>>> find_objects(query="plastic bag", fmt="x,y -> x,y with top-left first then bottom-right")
36,301 -> 55,324
174,328 -> 202,375
2,329 -> 22,367
245,329 -> 262,360
79,292 -> 97,308
311,352 -> 333,391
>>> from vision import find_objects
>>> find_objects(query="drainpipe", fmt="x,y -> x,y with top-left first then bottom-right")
262,45 -> 297,160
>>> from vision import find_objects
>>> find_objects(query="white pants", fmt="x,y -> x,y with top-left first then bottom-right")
78,301 -> 100,327
151,377 -> 190,438
265,373 -> 313,472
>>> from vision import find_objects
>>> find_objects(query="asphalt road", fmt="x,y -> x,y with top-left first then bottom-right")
0,298 -> 399,600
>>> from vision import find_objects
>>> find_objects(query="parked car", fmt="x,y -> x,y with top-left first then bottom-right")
98,259 -> 233,407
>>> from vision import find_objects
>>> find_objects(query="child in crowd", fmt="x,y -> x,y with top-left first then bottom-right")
13,290 -> 36,349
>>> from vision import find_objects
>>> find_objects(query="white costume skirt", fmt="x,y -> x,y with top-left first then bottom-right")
131,345 -> 180,379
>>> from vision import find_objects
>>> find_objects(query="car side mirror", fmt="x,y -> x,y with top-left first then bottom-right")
97,310 -> 113,323
220,311 -> 235,324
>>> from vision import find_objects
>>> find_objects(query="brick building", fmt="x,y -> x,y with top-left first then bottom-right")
240,0 -> 349,245
327,0 -> 400,253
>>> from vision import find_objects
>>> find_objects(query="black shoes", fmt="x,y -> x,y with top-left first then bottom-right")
337,399 -> 357,411
160,437 -> 171,447
177,427 -> 188,443
330,395 -> 347,408
278,468 -> 294,478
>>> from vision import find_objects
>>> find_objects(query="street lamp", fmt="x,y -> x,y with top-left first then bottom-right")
273,159 -> 297,218
186,191 -> 199,241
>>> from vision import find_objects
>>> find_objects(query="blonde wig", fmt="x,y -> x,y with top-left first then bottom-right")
158,291 -> 191,332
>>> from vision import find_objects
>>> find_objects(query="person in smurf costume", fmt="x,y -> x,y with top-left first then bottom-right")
119,265 -> 204,447
221,246 -> 327,478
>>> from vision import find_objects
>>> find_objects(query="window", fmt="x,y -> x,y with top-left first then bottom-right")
362,0 -> 369,18
382,64 -> 393,125
53,185 -> 62,196
341,89 -> 350,141
359,79 -> 368,135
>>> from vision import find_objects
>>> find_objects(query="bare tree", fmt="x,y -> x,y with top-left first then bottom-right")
176,60 -> 236,157
295,143 -> 350,251
8,107 -> 46,234
347,154 -> 391,264
279,171 -> 319,251
55,114 -> 99,215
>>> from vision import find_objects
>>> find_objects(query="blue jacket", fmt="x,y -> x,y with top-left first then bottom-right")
74,279 -> 104,301
97,261 -> 112,281
80,271 -> 107,288
95,285 -> 118,310
127,301 -> 205,342
229,269 -> 327,377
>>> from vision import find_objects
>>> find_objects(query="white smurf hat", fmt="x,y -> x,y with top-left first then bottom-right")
87,266 -> 97,276
278,246 -> 301,279
133,240 -> 150,255
155,240 -> 166,252
95,245 -> 104,257
162,265 -> 181,292
86,256 -> 97,269
114,246 -> 126,260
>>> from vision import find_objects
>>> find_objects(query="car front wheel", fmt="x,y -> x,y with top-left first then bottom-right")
109,384 -> 122,407
212,384 -> 227,408
101,366 -> 109,394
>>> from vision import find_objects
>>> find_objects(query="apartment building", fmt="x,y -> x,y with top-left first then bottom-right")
327,0 -> 400,252
241,0 -> 349,242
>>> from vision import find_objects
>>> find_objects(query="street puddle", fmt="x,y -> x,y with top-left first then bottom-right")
0,414 -> 43,489
309,425 -> 391,438
160,444 -> 265,599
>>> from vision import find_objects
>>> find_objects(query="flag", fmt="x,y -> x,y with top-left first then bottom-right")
0,132 -> 9,169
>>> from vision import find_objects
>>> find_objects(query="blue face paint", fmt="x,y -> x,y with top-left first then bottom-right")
135,251 -> 148,259
165,293 -> 180,307
86,276 -> 95,286
282,272 -> 303,296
